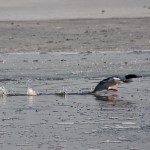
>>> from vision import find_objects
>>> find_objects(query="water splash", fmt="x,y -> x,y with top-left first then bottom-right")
0,86 -> 8,96
27,87 -> 37,96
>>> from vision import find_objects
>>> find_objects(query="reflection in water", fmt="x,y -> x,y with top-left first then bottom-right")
55,92 -> 66,98
0,95 -> 7,105
27,96 -> 35,107
94,93 -> 135,108
27,87 -> 37,96
94,94 -> 118,101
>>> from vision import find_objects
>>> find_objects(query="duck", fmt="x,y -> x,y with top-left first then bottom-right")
92,74 -> 141,93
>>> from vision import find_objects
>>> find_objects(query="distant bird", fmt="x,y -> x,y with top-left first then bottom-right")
92,74 -> 141,93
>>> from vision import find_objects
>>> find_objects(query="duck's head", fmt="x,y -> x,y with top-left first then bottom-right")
125,74 -> 141,79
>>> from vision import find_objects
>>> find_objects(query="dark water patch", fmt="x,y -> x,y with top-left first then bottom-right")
0,78 -> 17,82
7,91 -> 91,97
94,94 -> 119,101
141,125 -> 150,131
35,77 -> 64,81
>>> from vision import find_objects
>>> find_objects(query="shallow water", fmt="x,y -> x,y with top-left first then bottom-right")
0,51 -> 150,150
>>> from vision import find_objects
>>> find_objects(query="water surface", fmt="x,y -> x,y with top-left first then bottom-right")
0,51 -> 150,150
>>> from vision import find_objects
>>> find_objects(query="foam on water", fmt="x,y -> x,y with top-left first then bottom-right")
27,87 -> 37,96
0,86 -> 8,96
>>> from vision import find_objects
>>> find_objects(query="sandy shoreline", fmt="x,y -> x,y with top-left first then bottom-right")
0,17 -> 150,53
0,0 -> 150,20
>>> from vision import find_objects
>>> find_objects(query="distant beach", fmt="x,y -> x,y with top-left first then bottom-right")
0,18 -> 150,53
0,0 -> 150,53
0,0 -> 150,20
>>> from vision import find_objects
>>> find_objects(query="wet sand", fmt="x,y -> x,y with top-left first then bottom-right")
0,18 -> 150,53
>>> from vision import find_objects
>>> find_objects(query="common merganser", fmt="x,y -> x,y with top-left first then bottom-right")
92,74 -> 141,93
